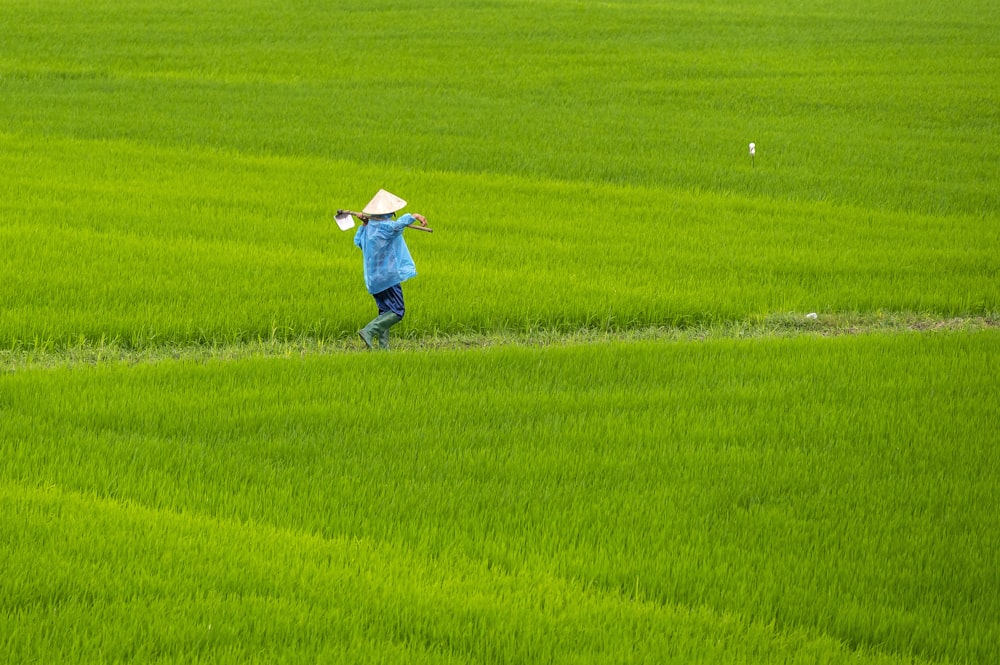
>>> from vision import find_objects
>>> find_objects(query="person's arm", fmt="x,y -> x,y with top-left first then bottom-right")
398,213 -> 427,228
390,213 -> 432,234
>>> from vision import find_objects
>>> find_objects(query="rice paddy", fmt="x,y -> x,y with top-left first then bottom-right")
1,0 -> 997,662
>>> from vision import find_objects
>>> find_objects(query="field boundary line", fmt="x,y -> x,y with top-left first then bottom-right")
2,313 -> 996,373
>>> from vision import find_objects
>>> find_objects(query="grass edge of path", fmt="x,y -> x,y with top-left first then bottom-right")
3,311 -> 997,373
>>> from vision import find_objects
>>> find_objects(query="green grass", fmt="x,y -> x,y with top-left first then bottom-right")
3,0 -> 997,213
1,133 -> 996,349
1,0 -> 998,348
1,0 -> 998,662
1,310 -> 995,372
3,331 -> 998,662
1,484 -> 923,664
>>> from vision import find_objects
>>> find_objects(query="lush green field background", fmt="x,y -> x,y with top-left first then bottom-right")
2,0 -> 997,213
1,0 -> 997,347
3,332 -> 998,662
2,0 -> 999,662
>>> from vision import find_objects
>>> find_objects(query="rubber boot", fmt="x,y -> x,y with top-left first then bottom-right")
358,316 -> 381,349
376,313 -> 402,350
359,312 -> 400,350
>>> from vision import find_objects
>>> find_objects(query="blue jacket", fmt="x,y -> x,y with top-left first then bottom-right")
354,213 -> 418,294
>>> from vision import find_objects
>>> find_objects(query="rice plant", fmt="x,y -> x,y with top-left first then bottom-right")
1,0 -> 997,662
1,0 -> 997,348
2,332 -> 998,662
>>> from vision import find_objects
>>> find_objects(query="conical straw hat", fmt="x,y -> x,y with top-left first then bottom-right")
362,189 -> 407,215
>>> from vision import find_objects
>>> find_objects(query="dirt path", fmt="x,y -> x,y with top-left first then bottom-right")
2,313 -> 997,372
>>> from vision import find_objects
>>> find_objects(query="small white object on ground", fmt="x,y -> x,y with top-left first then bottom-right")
806,312 -> 818,319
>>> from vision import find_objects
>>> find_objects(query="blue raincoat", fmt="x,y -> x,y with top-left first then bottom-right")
354,213 -> 418,295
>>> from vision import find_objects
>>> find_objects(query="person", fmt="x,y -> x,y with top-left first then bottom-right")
352,189 -> 428,350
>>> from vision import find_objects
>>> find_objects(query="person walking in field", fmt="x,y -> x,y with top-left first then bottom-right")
352,189 -> 429,350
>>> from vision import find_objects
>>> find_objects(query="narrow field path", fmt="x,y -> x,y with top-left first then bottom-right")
3,313 -> 995,372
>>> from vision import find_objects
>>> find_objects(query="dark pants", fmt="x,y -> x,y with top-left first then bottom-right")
373,284 -> 405,319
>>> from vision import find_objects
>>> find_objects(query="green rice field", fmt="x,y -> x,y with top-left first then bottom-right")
2,0 -> 998,662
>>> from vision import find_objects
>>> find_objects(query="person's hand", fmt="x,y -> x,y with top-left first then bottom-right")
413,213 -> 428,227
